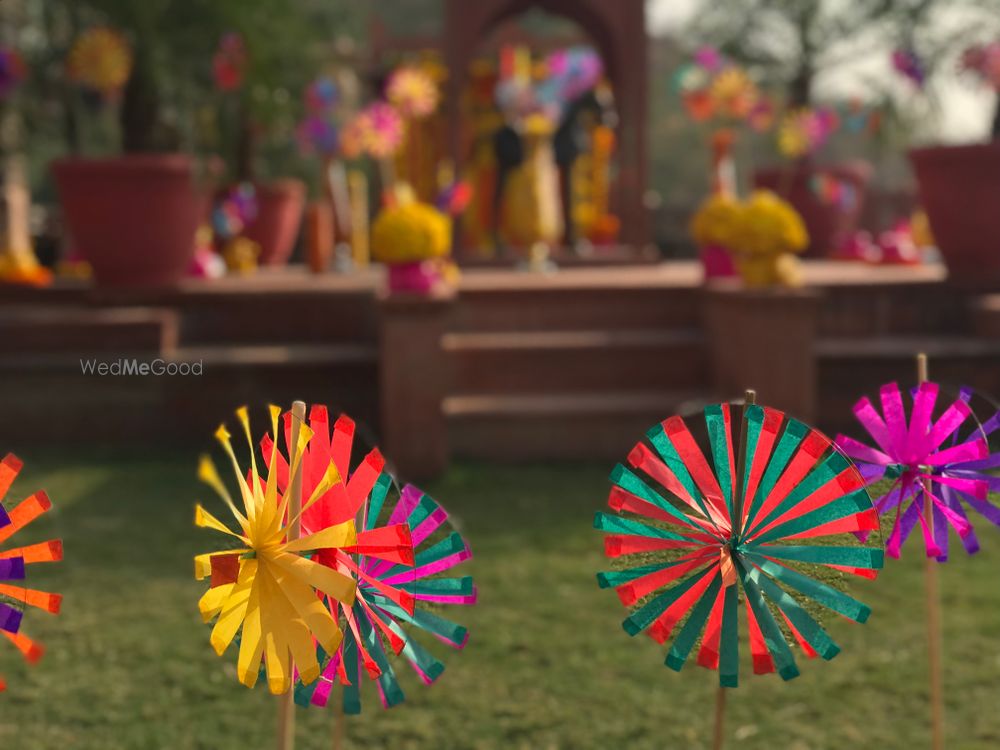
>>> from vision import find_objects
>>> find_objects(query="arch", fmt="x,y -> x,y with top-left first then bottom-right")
443,0 -> 650,252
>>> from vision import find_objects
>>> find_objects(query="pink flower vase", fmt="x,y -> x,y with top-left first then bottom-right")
700,244 -> 738,279
387,261 -> 440,294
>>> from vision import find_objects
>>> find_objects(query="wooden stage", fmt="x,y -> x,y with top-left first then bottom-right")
1,260 -> 997,476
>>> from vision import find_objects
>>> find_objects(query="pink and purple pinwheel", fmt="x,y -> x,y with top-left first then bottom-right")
837,382 -> 1000,561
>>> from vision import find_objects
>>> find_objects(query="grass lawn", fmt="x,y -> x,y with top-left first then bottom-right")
1,445 -> 999,749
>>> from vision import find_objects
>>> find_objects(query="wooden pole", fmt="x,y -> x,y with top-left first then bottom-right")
332,696 -> 344,750
916,354 -> 945,750
277,401 -> 307,750
713,389 -> 756,750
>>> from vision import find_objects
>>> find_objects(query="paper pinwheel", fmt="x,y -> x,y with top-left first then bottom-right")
0,454 -> 62,692
837,382 -> 1000,561
249,407 -> 474,713
595,402 -> 883,686
194,406 -> 359,694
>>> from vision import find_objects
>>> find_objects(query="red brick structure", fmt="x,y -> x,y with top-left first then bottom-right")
441,0 -> 650,249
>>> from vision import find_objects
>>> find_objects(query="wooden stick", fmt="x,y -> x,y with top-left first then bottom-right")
332,695 -> 344,750
712,684 -> 727,750
916,354 -> 945,750
277,401 -> 307,750
712,389 -> 757,750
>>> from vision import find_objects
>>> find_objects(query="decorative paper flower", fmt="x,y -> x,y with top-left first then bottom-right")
892,48 -> 925,88
194,407 -> 359,694
67,27 -> 132,96
386,67 -> 439,119
305,76 -> 339,113
252,408 -> 474,713
693,46 -> 723,72
710,67 -> 757,119
435,180 -> 473,216
212,32 -> 247,92
357,102 -> 404,159
296,116 -> 339,157
543,46 -> 603,103
778,108 -> 838,158
212,183 -> 257,241
837,383 -> 1000,560
0,454 -> 63,692
596,403 -> 883,686
371,200 -> 451,264
0,48 -> 26,100
747,96 -> 776,132
339,114 -> 366,159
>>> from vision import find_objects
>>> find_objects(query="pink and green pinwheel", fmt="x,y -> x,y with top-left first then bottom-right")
596,402 -> 883,686
837,382 -> 1000,561
259,407 -> 474,713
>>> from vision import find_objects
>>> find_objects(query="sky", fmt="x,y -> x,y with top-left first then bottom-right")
646,0 -> 995,143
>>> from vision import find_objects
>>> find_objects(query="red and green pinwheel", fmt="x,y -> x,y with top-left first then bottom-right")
595,402 -> 883,686
836,382 -> 1000,561
256,406 -> 475,713
0,454 -> 62,692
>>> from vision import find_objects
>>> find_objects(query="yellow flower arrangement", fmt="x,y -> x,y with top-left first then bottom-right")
67,27 -> 132,95
689,193 -> 745,249
731,190 -> 809,287
736,190 -> 808,257
371,200 -> 451,264
709,67 -> 757,119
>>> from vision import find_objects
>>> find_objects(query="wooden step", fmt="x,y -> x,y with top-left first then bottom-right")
0,306 -> 178,357
443,390 -> 711,461
443,328 -> 705,394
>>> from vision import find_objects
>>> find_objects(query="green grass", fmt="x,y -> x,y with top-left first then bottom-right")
2,447 -> 1000,749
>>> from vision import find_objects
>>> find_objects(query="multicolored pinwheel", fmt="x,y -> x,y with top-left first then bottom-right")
837,382 -> 1000,561
194,406 -> 359,694
0,454 -> 62,692
595,402 -> 883,686
254,407 -> 474,713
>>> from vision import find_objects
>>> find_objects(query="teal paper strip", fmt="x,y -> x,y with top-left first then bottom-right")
745,452 -> 850,539
646,425 -> 716,522
718,585 -> 739,687
409,576 -> 475,597
746,567 -> 840,660
743,419 -> 808,533
358,605 -> 405,708
594,512 -> 701,543
373,595 -> 468,647
665,574 -> 723,672
752,489 -> 872,545
342,633 -> 361,715
597,559 -> 691,589
741,405 -> 765,510
736,559 -> 800,680
743,552 -> 871,623
382,531 -> 465,580
386,618 -> 446,683
365,472 -> 392,530
611,464 -> 708,529
749,544 -> 883,569
622,565 -> 715,636
294,644 -> 328,707
705,405 -> 734,514
406,494 -> 439,532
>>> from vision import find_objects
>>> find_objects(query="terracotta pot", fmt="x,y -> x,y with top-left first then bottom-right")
243,179 -> 306,266
753,161 -> 872,257
52,155 -> 202,286
910,143 -> 1000,286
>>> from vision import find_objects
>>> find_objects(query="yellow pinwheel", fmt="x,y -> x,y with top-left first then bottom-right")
194,406 -> 358,695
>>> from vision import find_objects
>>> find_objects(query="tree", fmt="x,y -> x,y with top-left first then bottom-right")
684,0 -> 1000,108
